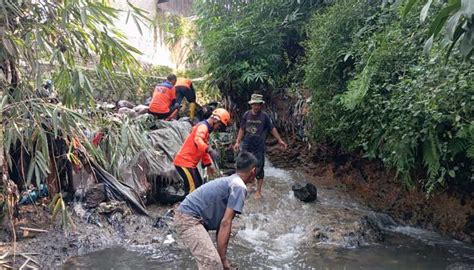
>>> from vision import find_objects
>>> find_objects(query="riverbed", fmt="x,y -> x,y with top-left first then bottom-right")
63,162 -> 474,269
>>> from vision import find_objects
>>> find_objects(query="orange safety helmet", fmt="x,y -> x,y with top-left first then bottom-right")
212,108 -> 231,126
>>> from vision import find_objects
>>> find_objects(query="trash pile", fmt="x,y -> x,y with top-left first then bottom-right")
1,82 -> 239,247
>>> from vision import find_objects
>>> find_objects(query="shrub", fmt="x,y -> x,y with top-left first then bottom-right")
304,0 -> 474,193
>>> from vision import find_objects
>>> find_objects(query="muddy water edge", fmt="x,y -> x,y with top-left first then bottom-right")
2,141 -> 473,268
266,137 -> 474,244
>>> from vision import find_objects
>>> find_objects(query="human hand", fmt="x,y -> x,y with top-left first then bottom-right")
206,166 -> 217,178
233,142 -> 240,152
278,139 -> 288,151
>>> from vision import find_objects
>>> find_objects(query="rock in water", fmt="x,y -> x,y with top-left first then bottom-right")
292,182 -> 317,202
117,100 -> 135,109
84,184 -> 107,209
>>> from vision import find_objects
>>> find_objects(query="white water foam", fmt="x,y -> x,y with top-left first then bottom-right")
264,158 -> 292,181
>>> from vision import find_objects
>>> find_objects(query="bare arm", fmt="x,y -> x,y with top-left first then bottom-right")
217,207 -> 236,268
271,127 -> 287,150
235,128 -> 244,144
233,128 -> 245,151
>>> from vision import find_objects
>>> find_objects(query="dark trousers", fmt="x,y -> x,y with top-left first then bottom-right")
148,103 -> 180,119
175,166 -> 203,195
175,86 -> 196,105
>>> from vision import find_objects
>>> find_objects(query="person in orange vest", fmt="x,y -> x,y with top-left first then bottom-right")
174,108 -> 231,196
174,77 -> 197,120
148,74 -> 178,120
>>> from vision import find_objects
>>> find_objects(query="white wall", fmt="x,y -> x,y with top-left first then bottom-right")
110,0 -> 192,69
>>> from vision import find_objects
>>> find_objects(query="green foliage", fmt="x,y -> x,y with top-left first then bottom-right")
0,1 -> 160,194
194,0 -> 321,103
304,0 -> 474,193
83,65 -> 172,102
153,8 -> 192,46
403,0 -> 474,59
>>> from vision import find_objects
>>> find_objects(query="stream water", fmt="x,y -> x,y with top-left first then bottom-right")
63,162 -> 474,269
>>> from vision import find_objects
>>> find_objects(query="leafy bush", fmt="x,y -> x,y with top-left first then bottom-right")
81,65 -> 172,103
194,0 -> 321,104
304,0 -> 474,193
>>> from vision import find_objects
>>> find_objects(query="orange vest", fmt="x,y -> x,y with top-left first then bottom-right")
149,83 -> 175,114
175,78 -> 192,89
174,121 -> 212,168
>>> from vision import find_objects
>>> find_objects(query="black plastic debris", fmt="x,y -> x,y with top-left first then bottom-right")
90,160 -> 150,216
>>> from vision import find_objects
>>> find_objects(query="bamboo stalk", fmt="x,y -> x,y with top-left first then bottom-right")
0,252 -> 9,259
18,227 -> 48,233
19,254 -> 39,266
19,258 -> 30,270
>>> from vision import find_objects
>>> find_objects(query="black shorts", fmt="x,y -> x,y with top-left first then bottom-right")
175,86 -> 196,104
241,148 -> 265,180
148,103 -> 179,119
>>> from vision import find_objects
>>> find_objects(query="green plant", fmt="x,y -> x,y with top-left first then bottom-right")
403,0 -> 474,59
194,0 -> 321,104
1,1 -> 157,200
304,0 -> 474,193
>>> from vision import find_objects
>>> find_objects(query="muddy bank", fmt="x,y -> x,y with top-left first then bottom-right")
0,202 -> 172,268
267,138 -> 474,244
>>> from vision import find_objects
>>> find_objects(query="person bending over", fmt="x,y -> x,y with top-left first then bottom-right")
174,108 -> 231,195
174,152 -> 258,270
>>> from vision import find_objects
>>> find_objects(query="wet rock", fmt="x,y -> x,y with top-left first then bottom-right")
83,184 -> 107,209
446,263 -> 474,270
133,104 -> 149,115
154,209 -> 175,228
156,186 -> 184,204
464,215 -> 474,239
117,107 -> 137,118
117,100 -> 135,109
97,201 -> 131,216
292,182 -> 317,202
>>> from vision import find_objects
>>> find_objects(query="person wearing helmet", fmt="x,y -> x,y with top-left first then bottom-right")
233,94 -> 287,199
174,108 -> 231,196
148,74 -> 178,120
174,77 -> 198,120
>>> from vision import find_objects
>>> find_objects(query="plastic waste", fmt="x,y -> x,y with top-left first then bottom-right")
19,184 -> 49,205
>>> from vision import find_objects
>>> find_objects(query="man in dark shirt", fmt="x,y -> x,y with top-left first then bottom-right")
233,94 -> 287,199
174,152 -> 258,270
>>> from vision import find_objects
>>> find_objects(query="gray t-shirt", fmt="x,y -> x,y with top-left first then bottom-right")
177,174 -> 247,230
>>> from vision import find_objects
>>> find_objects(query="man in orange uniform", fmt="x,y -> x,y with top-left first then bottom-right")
174,77 -> 197,120
148,74 -> 178,120
174,108 -> 231,196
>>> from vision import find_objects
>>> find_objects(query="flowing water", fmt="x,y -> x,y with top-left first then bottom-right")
63,161 -> 474,269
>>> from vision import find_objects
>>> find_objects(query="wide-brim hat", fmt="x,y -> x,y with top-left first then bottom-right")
248,94 -> 265,105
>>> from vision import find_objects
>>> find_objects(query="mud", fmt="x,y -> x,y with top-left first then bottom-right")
0,202 -> 171,268
267,137 -> 474,244
1,137 -> 472,268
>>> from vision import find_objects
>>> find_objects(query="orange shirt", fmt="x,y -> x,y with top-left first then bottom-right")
149,82 -> 175,114
174,121 -> 212,168
175,78 -> 192,89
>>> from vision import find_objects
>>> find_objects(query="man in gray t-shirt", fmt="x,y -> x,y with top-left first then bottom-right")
174,152 -> 258,270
